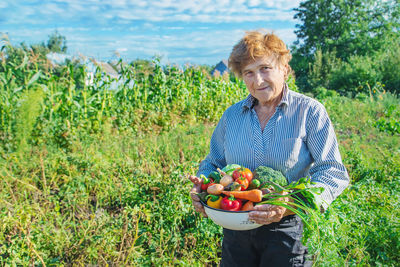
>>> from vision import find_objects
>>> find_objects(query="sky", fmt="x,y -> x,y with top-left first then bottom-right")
0,0 -> 302,66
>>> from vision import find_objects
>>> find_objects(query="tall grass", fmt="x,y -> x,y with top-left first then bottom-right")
14,87 -> 44,153
0,48 -> 249,153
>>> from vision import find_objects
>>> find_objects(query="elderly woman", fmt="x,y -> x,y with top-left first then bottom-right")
189,31 -> 349,266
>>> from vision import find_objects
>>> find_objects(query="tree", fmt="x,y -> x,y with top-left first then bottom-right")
291,0 -> 400,93
293,0 -> 400,60
46,30 -> 67,53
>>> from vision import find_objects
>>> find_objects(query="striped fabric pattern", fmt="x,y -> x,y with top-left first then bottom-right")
197,86 -> 350,209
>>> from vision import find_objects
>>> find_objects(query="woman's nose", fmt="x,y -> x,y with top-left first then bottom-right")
255,72 -> 264,85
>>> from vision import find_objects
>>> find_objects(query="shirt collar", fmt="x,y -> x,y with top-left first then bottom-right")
241,83 -> 290,112
279,83 -> 290,108
241,94 -> 256,111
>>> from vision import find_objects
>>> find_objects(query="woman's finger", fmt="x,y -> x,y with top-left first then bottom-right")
194,201 -> 204,210
249,210 -> 277,220
188,175 -> 202,185
253,204 -> 273,211
249,209 -> 286,225
193,200 -> 208,217
253,204 -> 285,214
190,191 -> 200,201
189,184 -> 201,201
188,175 -> 208,217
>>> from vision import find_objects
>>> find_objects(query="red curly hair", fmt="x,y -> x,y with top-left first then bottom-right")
228,30 -> 292,78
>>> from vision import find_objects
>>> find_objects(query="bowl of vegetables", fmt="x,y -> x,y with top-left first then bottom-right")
201,200 -> 261,231
197,164 -> 264,231
197,164 -> 325,231
200,196 -> 262,231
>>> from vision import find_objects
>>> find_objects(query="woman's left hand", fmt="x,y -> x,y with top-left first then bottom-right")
248,192 -> 294,225
248,204 -> 287,225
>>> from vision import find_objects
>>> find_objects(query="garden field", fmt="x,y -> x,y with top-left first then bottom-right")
0,46 -> 399,266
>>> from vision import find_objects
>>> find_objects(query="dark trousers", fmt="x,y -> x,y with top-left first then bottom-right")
220,215 -> 312,267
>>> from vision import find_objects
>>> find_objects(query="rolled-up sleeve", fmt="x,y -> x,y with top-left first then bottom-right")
306,103 -> 350,210
196,112 -> 227,178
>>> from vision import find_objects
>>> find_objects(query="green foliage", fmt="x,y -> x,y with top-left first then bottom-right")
373,103 -> 400,135
379,41 -> 400,93
295,42 -> 400,95
286,73 -> 299,92
0,44 -> 248,152
46,30 -> 67,53
307,49 -> 340,89
14,87 -> 45,153
312,86 -> 339,100
0,123 -> 221,265
292,0 -> 400,94
0,37 -> 399,265
1,90 -> 399,265
294,0 -> 400,59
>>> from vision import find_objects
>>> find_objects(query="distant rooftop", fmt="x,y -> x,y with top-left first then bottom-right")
211,59 -> 229,76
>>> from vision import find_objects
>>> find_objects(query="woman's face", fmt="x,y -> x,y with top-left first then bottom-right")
242,56 -> 288,106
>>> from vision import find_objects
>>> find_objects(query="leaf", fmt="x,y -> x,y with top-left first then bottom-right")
73,101 -> 81,109
293,183 -> 306,190
13,86 -> 23,93
16,54 -> 28,70
0,74 -> 6,84
27,71 -> 42,87
264,180 -> 286,192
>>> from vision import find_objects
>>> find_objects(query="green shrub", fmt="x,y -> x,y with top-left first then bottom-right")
294,43 -> 400,96
329,54 -> 382,96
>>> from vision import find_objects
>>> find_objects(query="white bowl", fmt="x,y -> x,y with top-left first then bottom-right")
201,200 -> 262,231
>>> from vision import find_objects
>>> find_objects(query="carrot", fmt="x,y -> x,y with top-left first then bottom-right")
241,201 -> 254,211
222,189 -> 263,202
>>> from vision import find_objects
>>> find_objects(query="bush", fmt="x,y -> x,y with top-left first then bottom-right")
380,42 -> 400,94
312,86 -> 339,100
308,49 -> 341,91
329,54 -> 382,96
293,42 -> 400,96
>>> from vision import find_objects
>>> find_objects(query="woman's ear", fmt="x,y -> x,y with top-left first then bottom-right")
283,64 -> 289,80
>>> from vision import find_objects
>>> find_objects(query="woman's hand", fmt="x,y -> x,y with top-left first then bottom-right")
188,175 -> 208,217
248,204 -> 286,224
248,192 -> 294,225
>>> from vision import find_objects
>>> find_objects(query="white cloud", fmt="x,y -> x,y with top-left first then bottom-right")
260,0 -> 301,9
248,0 -> 261,8
5,0 -> 299,25
56,27 -> 92,33
40,3 -> 65,15
167,26 -> 184,30
3,0 -> 301,64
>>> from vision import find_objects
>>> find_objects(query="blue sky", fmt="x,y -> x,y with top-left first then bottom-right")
0,0 -> 301,66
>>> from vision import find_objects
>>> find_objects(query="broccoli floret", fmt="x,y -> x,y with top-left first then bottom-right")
253,166 -> 288,188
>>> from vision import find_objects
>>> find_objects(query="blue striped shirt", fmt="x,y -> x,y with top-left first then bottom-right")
197,86 -> 349,209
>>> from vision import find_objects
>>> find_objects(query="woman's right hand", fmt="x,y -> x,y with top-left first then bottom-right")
189,175 -> 207,217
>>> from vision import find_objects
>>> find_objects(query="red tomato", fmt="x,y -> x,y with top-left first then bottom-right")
220,196 -> 242,211
235,176 -> 249,191
231,168 -> 242,180
232,168 -> 253,182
